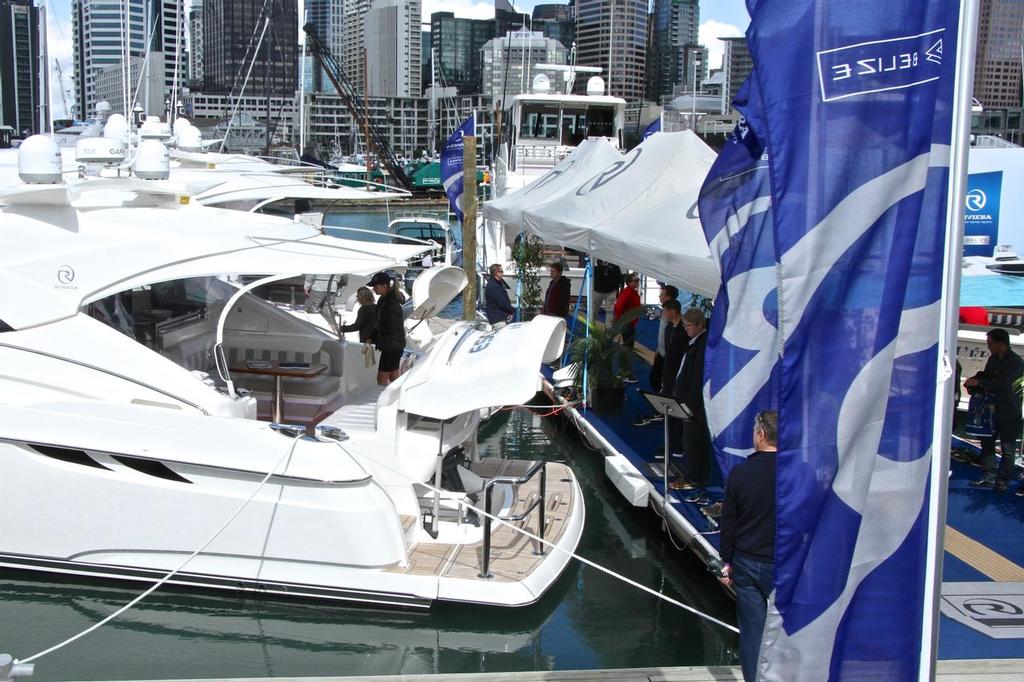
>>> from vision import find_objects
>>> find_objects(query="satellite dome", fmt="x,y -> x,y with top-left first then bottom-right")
586,76 -> 605,96
532,73 -> 551,94
18,135 -> 63,184
103,113 -> 129,141
134,139 -> 170,180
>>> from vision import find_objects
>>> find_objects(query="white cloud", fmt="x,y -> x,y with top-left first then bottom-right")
699,20 -> 743,71
47,5 -> 76,120
421,0 -> 495,23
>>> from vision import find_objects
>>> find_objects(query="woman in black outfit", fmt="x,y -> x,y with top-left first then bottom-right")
337,286 -> 377,342
368,272 -> 406,385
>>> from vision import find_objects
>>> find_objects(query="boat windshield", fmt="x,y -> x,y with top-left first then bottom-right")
82,276 -> 240,376
519,103 -> 617,145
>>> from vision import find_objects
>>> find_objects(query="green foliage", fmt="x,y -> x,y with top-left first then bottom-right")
567,307 -> 642,395
512,235 -> 546,313
688,292 -> 714,318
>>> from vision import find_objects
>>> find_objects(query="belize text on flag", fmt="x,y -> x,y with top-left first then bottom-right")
441,114 -> 475,222
701,1 -> 966,680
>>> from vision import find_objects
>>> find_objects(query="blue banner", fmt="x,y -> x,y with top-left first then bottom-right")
698,78 -> 778,479
642,116 -> 661,139
963,170 -> 1002,257
441,114 -> 475,222
705,2 -> 963,679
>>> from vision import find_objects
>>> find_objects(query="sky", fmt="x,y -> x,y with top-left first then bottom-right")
42,0 -> 750,119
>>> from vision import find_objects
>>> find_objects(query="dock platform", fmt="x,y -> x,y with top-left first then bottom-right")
549,314 -> 1024,665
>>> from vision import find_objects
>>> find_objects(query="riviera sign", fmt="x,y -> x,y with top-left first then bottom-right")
816,28 -> 945,102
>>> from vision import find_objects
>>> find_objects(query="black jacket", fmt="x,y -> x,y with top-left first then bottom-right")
543,276 -> 571,317
372,290 -> 405,351
338,303 -> 377,342
673,330 -> 707,416
484,276 -> 515,324
720,450 -> 776,564
660,322 -> 686,395
593,262 -> 622,294
975,348 -> 1024,424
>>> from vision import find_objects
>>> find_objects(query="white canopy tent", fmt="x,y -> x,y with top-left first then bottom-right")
519,131 -> 721,297
483,138 -> 624,243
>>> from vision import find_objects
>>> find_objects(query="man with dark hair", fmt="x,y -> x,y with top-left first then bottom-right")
542,261 -> 571,318
670,307 -> 711,489
966,328 -> 1024,493
591,259 -> 623,320
719,410 -> 777,682
484,263 -> 514,328
634,288 -> 681,427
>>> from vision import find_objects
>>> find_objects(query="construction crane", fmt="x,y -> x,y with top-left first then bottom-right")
302,23 -> 412,190
54,58 -> 72,120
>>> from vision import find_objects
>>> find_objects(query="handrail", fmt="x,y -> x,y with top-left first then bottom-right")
478,460 -> 547,579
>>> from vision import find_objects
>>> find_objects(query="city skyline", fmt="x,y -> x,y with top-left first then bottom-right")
42,0 -> 750,118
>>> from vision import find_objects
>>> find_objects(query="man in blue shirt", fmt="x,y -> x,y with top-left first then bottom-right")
484,263 -> 515,328
719,409 -> 777,682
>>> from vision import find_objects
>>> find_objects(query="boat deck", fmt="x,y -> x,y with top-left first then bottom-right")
389,461 -> 575,582
939,437 -> 1024,660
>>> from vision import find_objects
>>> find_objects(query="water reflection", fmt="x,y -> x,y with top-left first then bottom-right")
0,409 -> 735,681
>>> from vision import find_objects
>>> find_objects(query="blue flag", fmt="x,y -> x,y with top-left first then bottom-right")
698,78 -> 777,479
441,114 -> 475,222
702,2 -> 965,679
642,116 -> 661,139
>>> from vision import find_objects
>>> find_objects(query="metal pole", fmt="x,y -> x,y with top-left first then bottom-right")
431,422 -> 445,537
479,485 -> 493,578
662,404 -> 670,516
918,1 -> 979,680
36,2 -> 49,133
690,50 -> 697,130
534,463 -> 546,555
462,118 -> 479,320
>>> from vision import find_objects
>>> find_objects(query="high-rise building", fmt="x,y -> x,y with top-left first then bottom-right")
202,0 -> 297,96
973,0 -> 1024,109
575,0 -> 647,101
364,0 -> 421,98
420,29 -> 430,94
189,0 -> 204,86
72,0 -> 185,117
720,36 -> 752,114
0,0 -> 40,134
481,29 -> 566,105
532,3 -> 575,52
341,0 -> 369,93
646,0 -> 700,103
430,12 -> 494,94
305,0 -> 342,92
494,0 -> 529,39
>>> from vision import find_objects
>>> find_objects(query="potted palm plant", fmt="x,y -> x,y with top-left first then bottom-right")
567,308 -> 642,413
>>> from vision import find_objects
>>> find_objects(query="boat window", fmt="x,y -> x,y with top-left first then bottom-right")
586,106 -> 615,138
560,109 -> 587,146
83,276 -> 236,374
519,104 -> 561,140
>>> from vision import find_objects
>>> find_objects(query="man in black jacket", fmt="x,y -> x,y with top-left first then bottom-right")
719,410 -> 777,682
669,307 -> 711,489
484,263 -> 515,327
542,262 -> 571,319
590,259 -> 622,320
966,328 -> 1024,493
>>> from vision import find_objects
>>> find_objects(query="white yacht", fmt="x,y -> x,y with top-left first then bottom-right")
0,138 -> 584,608
494,78 -> 626,198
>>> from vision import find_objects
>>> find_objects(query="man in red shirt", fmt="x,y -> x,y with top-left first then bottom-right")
614,272 -> 642,383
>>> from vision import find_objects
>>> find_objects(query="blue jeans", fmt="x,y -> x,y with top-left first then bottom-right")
732,554 -> 774,682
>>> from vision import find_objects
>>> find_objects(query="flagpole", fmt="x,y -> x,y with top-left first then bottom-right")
919,1 -> 980,679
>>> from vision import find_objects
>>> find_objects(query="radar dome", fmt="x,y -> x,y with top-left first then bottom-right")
134,139 -> 170,180
75,136 -> 127,164
18,135 -> 63,184
532,73 -> 551,94
140,115 -> 172,140
177,125 -> 204,152
103,113 -> 128,140
586,76 -> 606,96
172,117 -> 191,137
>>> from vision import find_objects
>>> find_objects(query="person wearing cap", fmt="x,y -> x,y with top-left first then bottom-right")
368,272 -> 406,385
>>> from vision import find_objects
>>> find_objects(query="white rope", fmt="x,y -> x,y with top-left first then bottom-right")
17,435 -> 302,665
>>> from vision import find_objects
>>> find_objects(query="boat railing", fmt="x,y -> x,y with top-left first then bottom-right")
511,144 -> 572,172
478,459 -> 547,579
